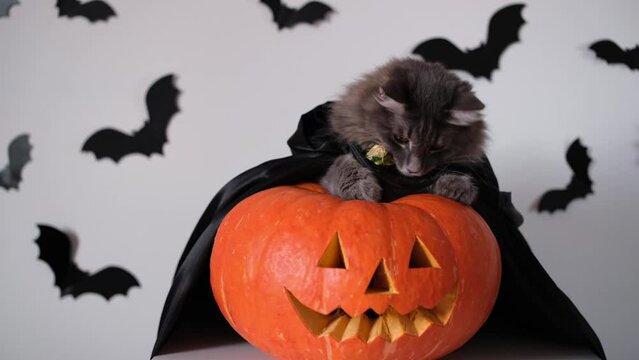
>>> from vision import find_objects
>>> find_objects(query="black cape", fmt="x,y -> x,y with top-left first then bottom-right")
151,103 -> 606,359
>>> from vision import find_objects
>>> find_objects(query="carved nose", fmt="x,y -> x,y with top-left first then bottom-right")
366,260 -> 397,295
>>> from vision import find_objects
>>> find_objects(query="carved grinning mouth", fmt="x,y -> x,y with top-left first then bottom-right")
285,285 -> 458,343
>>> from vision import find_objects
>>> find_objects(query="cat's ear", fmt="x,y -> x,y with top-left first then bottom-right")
374,87 -> 405,115
448,90 -> 485,126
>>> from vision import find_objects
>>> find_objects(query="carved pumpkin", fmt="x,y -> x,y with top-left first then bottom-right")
210,183 -> 501,360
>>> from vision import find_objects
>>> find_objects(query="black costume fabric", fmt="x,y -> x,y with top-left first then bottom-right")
151,103 -> 606,359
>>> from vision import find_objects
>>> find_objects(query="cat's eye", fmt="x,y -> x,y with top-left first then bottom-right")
430,138 -> 446,152
393,134 -> 409,145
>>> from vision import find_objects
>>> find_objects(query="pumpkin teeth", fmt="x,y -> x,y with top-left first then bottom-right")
285,284 -> 458,343
342,314 -> 372,342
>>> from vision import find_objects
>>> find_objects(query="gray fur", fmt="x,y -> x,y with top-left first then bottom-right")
322,58 -> 487,204
320,154 -> 382,201
429,173 -> 478,205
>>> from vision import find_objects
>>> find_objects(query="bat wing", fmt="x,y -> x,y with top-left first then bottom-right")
537,189 -> 573,213
76,1 -> 116,22
57,0 -> 116,22
566,138 -> 592,180
285,1 -> 333,29
565,176 -> 593,199
628,46 -> 639,70
259,0 -> 282,23
35,224 -> 89,295
590,40 -> 626,65
82,74 -> 179,162
7,134 -> 32,180
590,39 -> 639,70
537,139 -> 593,213
479,3 -> 526,78
130,74 -> 180,157
413,3 -> 525,80
565,138 -> 593,199
56,0 -> 79,16
0,0 -> 19,18
0,133 -> 32,190
81,128 -> 139,163
412,38 -> 471,74
537,176 -> 592,213
66,266 -> 140,300
0,167 -> 14,190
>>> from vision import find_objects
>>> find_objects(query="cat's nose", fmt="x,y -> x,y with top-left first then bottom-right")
406,166 -> 423,175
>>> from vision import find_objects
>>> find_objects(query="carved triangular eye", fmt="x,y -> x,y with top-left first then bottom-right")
317,233 -> 347,269
366,260 -> 397,294
409,236 -> 440,269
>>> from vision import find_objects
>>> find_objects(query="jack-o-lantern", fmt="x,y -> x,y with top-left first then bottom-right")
210,183 -> 501,360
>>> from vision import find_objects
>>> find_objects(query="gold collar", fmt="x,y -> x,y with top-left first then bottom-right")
366,145 -> 394,166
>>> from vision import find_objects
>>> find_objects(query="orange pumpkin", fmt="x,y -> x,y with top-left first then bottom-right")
210,183 -> 501,360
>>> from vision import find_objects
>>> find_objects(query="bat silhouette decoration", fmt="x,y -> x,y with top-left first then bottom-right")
56,0 -> 116,23
82,74 -> 180,163
589,39 -> 639,71
260,0 -> 333,30
0,134 -> 32,191
0,0 -> 19,18
537,138 -> 593,213
35,224 -> 140,300
412,3 -> 526,80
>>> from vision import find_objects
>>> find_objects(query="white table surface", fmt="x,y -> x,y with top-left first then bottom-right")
154,333 -> 598,360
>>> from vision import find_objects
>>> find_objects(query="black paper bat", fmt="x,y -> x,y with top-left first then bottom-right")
56,0 -> 116,23
537,138 -> 593,213
82,74 -> 180,163
412,3 -> 525,80
0,0 -> 19,18
35,224 -> 140,300
589,39 -> 639,71
260,0 -> 333,30
0,134 -> 32,191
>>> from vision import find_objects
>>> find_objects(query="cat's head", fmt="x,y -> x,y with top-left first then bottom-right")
332,59 -> 487,177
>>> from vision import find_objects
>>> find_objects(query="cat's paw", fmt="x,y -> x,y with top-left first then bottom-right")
432,174 -> 478,205
351,172 -> 382,201
321,154 -> 382,201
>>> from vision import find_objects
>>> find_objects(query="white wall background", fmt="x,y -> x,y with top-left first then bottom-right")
1,0 -> 637,359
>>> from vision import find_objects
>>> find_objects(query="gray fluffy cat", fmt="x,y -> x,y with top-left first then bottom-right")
321,58 -> 487,204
